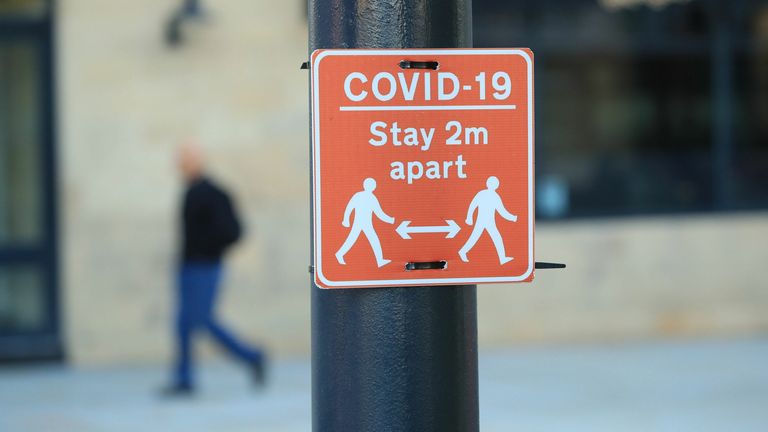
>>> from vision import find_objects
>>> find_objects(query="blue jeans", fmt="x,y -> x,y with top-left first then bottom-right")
174,263 -> 262,387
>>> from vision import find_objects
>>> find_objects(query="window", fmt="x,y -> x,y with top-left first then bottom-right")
474,0 -> 768,217
0,0 -> 60,361
0,38 -> 44,246
0,0 -> 47,18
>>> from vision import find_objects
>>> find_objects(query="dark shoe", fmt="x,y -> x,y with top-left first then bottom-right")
159,384 -> 195,398
251,357 -> 267,388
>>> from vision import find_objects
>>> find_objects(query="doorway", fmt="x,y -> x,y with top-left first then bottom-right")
0,0 -> 61,361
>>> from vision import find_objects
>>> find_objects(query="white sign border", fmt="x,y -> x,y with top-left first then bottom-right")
312,49 -> 534,288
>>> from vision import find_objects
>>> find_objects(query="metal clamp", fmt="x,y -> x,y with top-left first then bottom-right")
405,260 -> 448,271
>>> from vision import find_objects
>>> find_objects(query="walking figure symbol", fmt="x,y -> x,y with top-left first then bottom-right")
458,176 -> 518,265
335,178 -> 395,267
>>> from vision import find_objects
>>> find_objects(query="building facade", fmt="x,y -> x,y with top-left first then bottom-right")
0,0 -> 766,364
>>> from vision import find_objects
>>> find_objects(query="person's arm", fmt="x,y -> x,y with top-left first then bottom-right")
497,197 -> 518,222
373,198 -> 395,224
465,195 -> 480,225
210,189 -> 242,249
342,198 -> 354,227
188,185 -> 238,255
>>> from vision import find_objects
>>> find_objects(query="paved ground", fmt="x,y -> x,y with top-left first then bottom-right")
2,338 -> 767,431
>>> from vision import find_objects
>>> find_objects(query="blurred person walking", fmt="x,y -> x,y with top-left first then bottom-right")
162,142 -> 266,396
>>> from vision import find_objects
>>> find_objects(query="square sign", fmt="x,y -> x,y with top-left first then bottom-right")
311,49 -> 534,289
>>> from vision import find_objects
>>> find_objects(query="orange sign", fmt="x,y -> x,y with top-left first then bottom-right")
311,49 -> 534,289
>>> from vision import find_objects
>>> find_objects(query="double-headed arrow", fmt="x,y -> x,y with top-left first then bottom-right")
396,220 -> 461,239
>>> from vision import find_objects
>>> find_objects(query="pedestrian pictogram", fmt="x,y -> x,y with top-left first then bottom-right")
459,176 -> 518,265
311,49 -> 534,288
336,178 -> 395,268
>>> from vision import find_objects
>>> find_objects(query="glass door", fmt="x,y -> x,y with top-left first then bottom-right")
0,0 -> 61,361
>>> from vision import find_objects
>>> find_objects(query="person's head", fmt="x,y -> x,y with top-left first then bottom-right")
363,177 -> 377,192
486,176 -> 499,190
177,141 -> 205,181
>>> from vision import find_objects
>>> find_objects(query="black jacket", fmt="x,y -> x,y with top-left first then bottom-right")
181,177 -> 242,262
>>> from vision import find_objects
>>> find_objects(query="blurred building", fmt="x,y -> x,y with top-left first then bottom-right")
0,0 -> 766,365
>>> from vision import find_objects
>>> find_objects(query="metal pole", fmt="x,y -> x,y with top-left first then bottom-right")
308,1 -> 478,431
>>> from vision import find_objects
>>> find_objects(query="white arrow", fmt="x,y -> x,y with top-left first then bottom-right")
396,220 -> 461,240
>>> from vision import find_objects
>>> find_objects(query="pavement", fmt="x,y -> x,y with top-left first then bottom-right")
1,338 -> 767,431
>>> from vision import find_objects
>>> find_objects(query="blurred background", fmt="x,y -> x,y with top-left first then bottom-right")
1,0 -> 767,431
